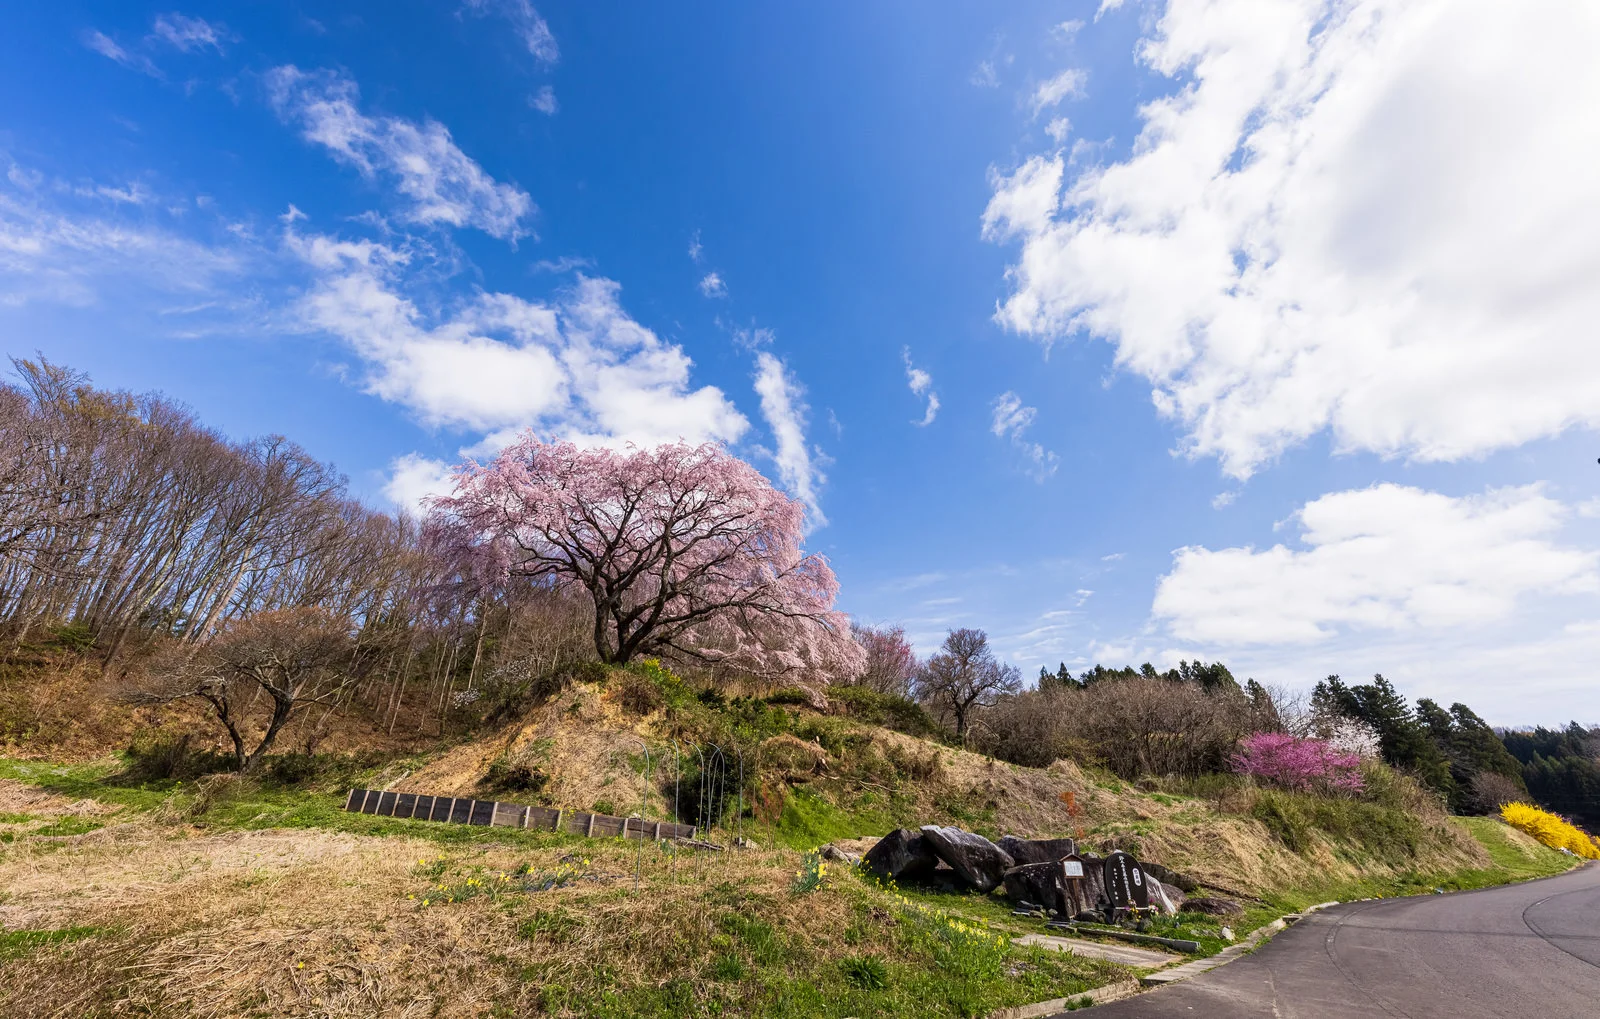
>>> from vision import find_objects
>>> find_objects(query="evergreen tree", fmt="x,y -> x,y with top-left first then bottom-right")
1337,675 -> 1456,802
1311,674 -> 1361,720
1447,703 -> 1526,784
1502,723 -> 1600,829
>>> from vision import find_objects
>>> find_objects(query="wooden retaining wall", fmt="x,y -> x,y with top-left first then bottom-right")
342,788 -> 698,841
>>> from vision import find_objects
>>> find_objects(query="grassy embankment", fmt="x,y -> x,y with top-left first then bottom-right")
0,660 -> 1581,1017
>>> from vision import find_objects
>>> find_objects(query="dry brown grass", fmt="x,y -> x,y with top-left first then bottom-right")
0,818 -> 805,1017
0,815 -> 1117,1019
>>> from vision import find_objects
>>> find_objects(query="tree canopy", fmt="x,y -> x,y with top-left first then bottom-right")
425,435 -> 863,694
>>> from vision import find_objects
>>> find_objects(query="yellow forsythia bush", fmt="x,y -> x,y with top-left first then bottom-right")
1500,802 -> 1600,859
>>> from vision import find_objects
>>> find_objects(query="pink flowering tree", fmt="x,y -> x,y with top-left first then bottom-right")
423,435 -> 864,694
850,623 -> 918,697
1233,732 -> 1366,794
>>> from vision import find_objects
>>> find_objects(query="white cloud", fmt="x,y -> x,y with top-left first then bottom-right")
293,230 -> 748,448
901,347 -> 939,426
698,271 -> 727,298
1053,20 -> 1085,42
150,13 -> 231,52
1211,491 -> 1237,510
753,352 -> 827,528
1029,68 -> 1086,116
266,66 -> 533,240
1153,483 -> 1600,645
384,453 -> 455,514
464,0 -> 558,65
687,231 -> 703,263
1045,118 -> 1071,145
0,173 -> 245,306
991,391 -> 1059,480
529,86 -> 558,115
987,0 -> 1600,478
82,30 -> 161,77
971,61 -> 1000,88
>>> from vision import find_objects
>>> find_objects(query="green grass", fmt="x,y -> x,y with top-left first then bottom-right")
1452,816 -> 1574,880
530,878 -> 1123,1019
0,926 -> 104,960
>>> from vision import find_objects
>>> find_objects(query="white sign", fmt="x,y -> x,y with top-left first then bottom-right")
1062,860 -> 1085,878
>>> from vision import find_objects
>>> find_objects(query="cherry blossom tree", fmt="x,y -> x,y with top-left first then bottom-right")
850,623 -> 917,697
423,435 -> 863,693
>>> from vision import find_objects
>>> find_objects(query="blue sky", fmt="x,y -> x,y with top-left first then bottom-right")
4,1 -> 1599,723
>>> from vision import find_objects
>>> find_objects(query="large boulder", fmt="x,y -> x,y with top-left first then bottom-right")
1144,874 -> 1185,915
1071,852 -> 1109,916
863,828 -> 939,880
1002,862 -> 1070,914
998,835 -> 1078,866
919,826 -> 1016,892
1182,896 -> 1244,917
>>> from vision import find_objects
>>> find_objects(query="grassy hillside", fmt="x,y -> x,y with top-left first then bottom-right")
0,661 -> 1580,1018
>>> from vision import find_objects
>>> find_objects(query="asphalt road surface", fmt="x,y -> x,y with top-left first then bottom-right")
1076,862 -> 1599,1018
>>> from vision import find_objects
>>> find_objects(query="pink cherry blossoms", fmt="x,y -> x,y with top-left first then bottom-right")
423,434 -> 864,695
1233,731 -> 1366,794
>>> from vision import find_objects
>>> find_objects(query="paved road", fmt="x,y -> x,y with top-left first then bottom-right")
1076,863 -> 1600,1018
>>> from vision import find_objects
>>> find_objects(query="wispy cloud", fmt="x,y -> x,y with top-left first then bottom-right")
528,86 -> 558,115
82,30 -> 162,78
687,230 -> 703,263
753,351 -> 826,528
902,347 -> 939,426
150,13 -> 232,53
1029,68 -> 1086,116
698,270 -> 727,298
991,391 -> 1058,480
463,0 -> 558,66
531,254 -> 590,274
265,66 -> 534,241
0,166 -> 247,307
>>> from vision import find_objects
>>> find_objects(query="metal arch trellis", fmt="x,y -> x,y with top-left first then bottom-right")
607,737 -> 652,893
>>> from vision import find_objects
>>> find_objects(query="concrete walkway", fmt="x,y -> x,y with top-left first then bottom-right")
1013,933 -> 1180,968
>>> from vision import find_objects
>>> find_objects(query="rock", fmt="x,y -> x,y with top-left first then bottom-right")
998,835 -> 1078,866
1220,926 -> 1235,942
863,828 -> 939,880
1002,862 -> 1071,915
1182,896 -> 1244,917
733,836 -> 761,850
1145,875 -> 1184,915
821,843 -> 860,865
919,825 -> 1016,892
1140,861 -> 1200,893
1075,909 -> 1107,924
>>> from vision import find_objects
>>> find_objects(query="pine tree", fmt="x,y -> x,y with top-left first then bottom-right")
1348,676 -> 1455,801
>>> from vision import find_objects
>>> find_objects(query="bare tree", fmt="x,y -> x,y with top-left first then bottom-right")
140,608 -> 359,771
915,628 -> 1020,742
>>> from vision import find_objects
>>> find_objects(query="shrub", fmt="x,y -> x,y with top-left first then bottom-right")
1234,732 -> 1365,794
765,687 -> 812,706
122,734 -> 232,782
1501,802 -> 1600,859
976,677 -> 1253,777
829,684 -> 940,738
480,752 -> 551,797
